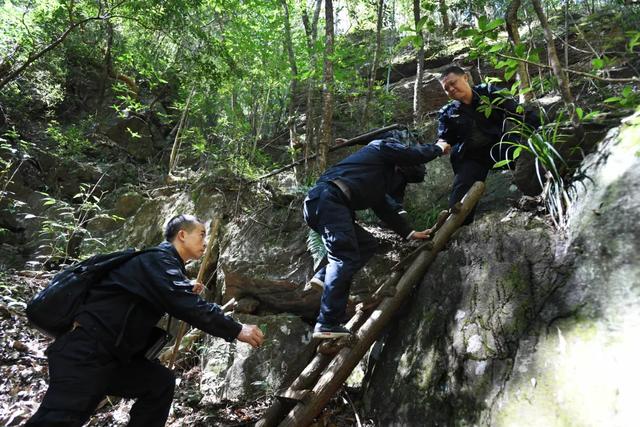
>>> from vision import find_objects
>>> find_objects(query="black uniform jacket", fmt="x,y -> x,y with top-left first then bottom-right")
317,138 -> 443,238
77,241 -> 242,362
437,83 -> 539,162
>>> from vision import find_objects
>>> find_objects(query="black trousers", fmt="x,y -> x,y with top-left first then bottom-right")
449,142 -> 516,224
25,327 -> 175,427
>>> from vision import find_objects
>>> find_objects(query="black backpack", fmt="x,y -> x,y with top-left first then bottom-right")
26,248 -> 161,338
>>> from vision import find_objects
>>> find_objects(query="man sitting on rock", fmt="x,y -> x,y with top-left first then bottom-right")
436,65 -> 540,223
303,136 -> 450,339
26,214 -> 264,427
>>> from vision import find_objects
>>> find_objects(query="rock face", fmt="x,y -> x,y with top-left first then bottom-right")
104,116 -> 158,161
199,313 -> 314,403
363,114 -> 640,426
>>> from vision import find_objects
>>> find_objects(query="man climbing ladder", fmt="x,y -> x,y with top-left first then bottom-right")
303,132 -> 450,339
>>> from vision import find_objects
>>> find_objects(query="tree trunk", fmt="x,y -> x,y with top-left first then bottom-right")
168,87 -> 196,175
505,0 -> 533,103
530,0 -> 577,124
412,0 -> 425,125
96,21 -> 114,114
439,0 -> 450,33
318,0 -> 335,172
362,0 -> 385,126
280,0 -> 300,179
302,0 -> 322,172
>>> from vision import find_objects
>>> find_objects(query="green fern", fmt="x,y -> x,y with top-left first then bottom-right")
306,229 -> 327,270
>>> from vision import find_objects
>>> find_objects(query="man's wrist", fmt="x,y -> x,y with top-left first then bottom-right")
406,230 -> 416,240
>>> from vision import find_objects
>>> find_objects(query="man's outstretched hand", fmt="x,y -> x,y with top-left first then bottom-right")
435,139 -> 451,155
237,324 -> 265,348
410,229 -> 433,240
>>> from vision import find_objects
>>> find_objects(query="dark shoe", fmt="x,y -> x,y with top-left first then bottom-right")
312,323 -> 351,339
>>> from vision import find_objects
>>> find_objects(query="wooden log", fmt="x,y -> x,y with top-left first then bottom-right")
277,182 -> 485,427
256,273 -> 394,427
391,240 -> 433,272
277,389 -> 313,402
258,254 -> 401,426
390,208 -> 448,272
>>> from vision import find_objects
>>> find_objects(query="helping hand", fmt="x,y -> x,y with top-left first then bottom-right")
237,324 -> 265,348
435,139 -> 451,155
410,229 -> 433,240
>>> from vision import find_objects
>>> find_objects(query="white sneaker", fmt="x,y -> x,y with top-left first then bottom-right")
312,323 -> 351,339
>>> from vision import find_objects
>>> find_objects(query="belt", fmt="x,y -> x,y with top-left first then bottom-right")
329,179 -> 352,201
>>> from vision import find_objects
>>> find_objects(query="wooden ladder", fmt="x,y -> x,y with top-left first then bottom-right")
257,182 -> 486,427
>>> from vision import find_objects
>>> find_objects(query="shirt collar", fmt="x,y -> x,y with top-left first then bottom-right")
158,241 -> 186,271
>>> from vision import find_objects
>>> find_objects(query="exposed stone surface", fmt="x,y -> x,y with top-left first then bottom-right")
112,190 -> 145,217
363,114 -> 640,426
104,116 -> 157,161
221,269 -> 319,321
200,313 -> 314,404
389,74 -> 450,124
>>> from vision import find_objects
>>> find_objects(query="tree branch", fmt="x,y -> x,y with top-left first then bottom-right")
496,52 -> 640,83
0,15 -> 105,91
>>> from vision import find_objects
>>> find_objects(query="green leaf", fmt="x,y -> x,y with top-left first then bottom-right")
514,43 -> 527,57
513,146 -> 523,159
504,67 -> 517,81
576,107 -> 584,120
485,18 -> 506,32
493,159 -> 513,168
477,16 -> 489,31
458,28 -> 477,38
416,16 -> 430,32
584,110 -> 601,120
489,43 -> 506,53
591,58 -> 604,70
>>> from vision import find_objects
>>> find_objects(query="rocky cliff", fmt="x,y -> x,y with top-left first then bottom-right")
363,112 -> 640,426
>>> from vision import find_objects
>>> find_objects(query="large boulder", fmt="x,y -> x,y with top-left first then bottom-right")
388,74 -> 450,124
199,313 -> 314,403
363,113 -> 640,426
104,116 -> 157,161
